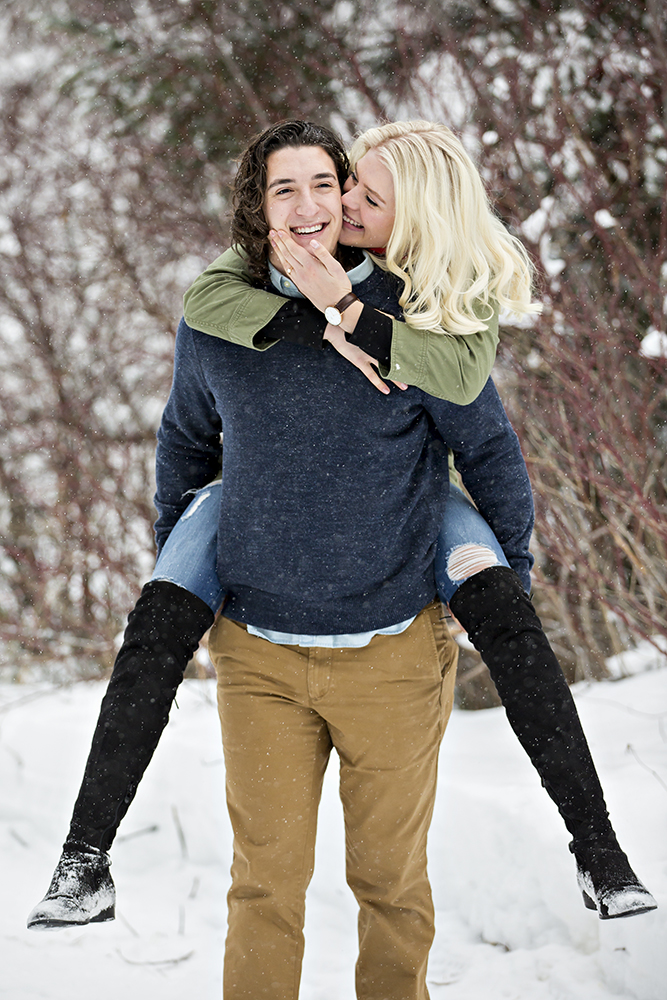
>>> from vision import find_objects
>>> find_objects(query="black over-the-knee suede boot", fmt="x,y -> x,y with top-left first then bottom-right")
27,580 -> 214,930
449,565 -> 657,919
67,579 -> 215,852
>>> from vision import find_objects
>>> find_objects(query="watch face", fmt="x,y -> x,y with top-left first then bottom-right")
324,306 -> 342,325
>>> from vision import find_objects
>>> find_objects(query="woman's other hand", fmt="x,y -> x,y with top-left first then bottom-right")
324,326 -> 408,394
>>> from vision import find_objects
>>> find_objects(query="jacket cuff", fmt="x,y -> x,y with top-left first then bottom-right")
347,307 -> 393,369
262,298 -> 326,349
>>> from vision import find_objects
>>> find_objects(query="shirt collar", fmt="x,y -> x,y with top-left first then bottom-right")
268,251 -> 374,299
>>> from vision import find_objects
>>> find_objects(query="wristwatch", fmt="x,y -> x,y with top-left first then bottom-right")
324,291 -> 359,326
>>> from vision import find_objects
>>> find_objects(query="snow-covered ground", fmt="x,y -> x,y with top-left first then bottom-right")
2,655 -> 666,1000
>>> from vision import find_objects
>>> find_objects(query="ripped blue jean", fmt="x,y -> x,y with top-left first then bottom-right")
151,483 -> 225,613
151,481 -> 511,614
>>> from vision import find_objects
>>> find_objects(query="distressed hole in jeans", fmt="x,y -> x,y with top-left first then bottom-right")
446,543 -> 500,582
181,491 -> 212,519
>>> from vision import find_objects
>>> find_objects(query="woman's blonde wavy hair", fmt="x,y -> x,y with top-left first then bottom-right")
348,120 -> 540,335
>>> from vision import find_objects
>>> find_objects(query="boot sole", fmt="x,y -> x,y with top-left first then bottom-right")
27,905 -> 115,930
598,901 -> 658,920
581,888 -> 658,920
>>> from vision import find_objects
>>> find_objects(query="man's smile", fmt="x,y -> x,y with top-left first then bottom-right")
290,222 -> 328,236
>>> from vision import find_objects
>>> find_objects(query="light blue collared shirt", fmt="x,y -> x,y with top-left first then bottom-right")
247,617 -> 416,649
268,251 -> 374,297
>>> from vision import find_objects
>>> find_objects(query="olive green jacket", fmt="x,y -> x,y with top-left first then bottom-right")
183,248 -> 499,404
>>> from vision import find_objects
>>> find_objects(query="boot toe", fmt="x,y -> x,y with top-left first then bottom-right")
599,885 -> 658,920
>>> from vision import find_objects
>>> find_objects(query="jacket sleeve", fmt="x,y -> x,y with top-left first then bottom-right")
183,248 -> 498,404
424,378 -> 535,590
154,319 -> 223,553
384,308 -> 499,405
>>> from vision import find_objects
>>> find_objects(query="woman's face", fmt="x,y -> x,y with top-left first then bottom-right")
339,149 -> 396,250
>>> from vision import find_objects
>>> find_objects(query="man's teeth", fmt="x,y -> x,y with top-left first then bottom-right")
343,213 -> 362,229
292,224 -> 325,235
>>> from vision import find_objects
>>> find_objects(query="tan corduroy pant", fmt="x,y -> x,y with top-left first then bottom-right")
208,600 -> 458,1000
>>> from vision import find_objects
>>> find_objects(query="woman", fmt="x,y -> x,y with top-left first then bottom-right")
28,121 -> 655,932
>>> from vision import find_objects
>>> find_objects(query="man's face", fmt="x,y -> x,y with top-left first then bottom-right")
263,146 -> 342,272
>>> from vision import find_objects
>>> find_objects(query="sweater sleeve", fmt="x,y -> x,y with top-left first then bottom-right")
154,318 -> 224,553
183,248 -> 498,404
423,378 -> 535,590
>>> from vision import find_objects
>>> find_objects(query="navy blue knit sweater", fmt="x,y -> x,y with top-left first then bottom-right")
155,268 -> 534,634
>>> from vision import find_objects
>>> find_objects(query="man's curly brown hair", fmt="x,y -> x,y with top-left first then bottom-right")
231,121 -> 350,284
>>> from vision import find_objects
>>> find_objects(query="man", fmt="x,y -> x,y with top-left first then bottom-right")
154,120 -> 534,1000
